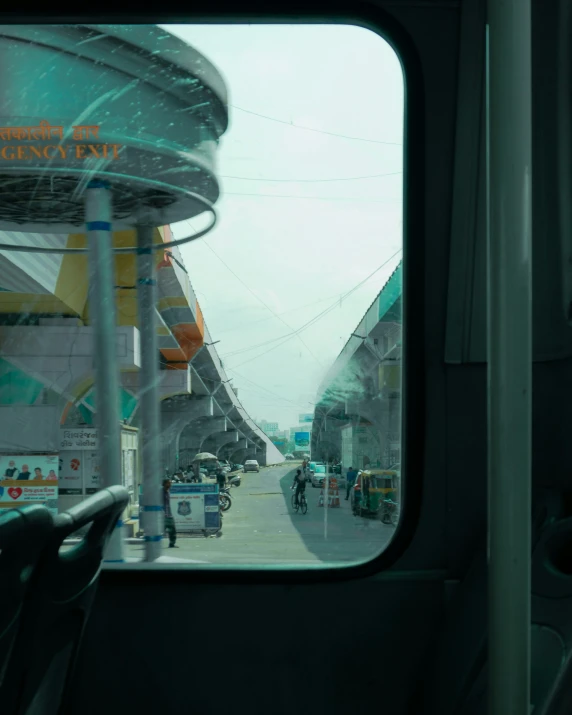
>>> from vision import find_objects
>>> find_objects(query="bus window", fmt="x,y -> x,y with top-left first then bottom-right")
0,23 -> 403,568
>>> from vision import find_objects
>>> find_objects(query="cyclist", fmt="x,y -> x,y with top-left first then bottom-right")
291,468 -> 309,507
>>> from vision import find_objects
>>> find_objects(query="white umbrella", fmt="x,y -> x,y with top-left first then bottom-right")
192,452 -> 218,462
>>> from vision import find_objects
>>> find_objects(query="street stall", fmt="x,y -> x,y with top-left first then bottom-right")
170,483 -> 221,536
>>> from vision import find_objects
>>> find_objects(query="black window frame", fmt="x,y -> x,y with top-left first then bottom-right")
2,2 -> 425,585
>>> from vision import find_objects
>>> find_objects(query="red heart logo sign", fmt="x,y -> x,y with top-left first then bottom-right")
8,487 -> 22,499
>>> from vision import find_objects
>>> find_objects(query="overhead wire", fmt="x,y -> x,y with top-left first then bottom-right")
220,248 -> 402,359
186,220 -> 324,368
215,292 -> 349,335
232,385 -> 308,413
230,104 -> 403,146
227,367 -> 311,411
227,249 -> 402,369
222,191 -> 402,203
220,171 -> 402,183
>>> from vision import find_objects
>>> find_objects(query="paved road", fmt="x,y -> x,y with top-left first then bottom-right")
124,464 -> 396,565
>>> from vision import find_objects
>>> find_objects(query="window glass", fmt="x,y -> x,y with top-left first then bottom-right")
0,23 -> 403,566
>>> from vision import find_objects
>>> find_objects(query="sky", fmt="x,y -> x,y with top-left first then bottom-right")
162,24 -> 403,431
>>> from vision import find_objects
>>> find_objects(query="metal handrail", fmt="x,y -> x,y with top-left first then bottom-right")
487,1 -> 532,713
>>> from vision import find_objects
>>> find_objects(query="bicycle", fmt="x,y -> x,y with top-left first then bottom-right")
291,488 -> 308,514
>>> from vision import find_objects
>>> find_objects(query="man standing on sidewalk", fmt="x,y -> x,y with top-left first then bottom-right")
162,478 -> 178,548
345,466 -> 358,500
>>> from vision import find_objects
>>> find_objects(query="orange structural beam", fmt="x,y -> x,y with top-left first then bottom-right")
157,225 -> 205,368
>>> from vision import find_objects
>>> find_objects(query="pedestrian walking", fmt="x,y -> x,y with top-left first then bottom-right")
345,466 -> 358,500
215,467 -> 226,491
163,478 -> 178,548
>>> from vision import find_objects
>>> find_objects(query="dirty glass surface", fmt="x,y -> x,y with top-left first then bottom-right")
0,23 -> 403,567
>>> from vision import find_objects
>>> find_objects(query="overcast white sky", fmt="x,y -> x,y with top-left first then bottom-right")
163,24 -> 403,431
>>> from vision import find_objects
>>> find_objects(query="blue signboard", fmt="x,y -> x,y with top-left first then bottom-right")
169,483 -> 221,532
294,432 -> 310,449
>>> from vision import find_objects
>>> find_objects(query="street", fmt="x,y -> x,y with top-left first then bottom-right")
124,464 -> 396,565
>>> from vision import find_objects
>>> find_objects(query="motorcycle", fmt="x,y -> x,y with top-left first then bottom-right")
219,487 -> 232,512
229,474 -> 241,488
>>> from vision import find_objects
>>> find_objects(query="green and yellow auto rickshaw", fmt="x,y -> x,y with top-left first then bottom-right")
351,468 -> 399,517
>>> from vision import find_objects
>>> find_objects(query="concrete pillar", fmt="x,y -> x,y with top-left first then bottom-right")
178,416 -> 227,467
222,438 -> 248,461
201,430 -> 239,457
122,366 -> 192,422
345,397 -> 391,468
159,396 -> 214,470
253,443 -> 268,466
229,447 -> 247,461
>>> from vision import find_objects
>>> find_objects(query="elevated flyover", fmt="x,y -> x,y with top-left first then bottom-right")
312,262 -> 402,471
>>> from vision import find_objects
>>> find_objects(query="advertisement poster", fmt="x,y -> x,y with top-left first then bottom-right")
122,449 -> 135,493
58,451 -> 84,495
85,452 -> 101,495
169,483 -> 220,532
59,427 -> 98,451
0,454 -> 59,482
294,432 -> 310,449
0,454 -> 59,515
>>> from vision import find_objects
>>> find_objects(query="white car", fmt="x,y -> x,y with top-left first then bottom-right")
243,460 -> 260,473
310,464 -> 327,488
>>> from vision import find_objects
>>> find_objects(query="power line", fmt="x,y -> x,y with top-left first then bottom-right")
221,329 -> 309,359
220,171 -> 402,183
231,104 -> 403,147
228,249 -> 402,369
188,221 -> 323,368
216,291 -> 350,336
227,368 -> 309,410
222,248 -> 401,360
223,191 -> 402,203
231,384 -> 308,413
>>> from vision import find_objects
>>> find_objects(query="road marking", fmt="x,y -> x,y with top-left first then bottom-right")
248,492 -> 283,496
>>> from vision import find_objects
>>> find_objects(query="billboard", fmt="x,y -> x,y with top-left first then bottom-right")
0,454 -> 59,514
299,414 -> 314,423
0,454 -> 59,481
294,432 -> 310,449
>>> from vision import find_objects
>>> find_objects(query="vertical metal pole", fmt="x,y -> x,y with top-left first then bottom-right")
85,179 -> 124,562
487,0 -> 532,712
324,468 -> 329,539
137,223 -> 163,562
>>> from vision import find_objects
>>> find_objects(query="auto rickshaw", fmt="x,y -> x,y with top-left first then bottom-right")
351,468 -> 399,517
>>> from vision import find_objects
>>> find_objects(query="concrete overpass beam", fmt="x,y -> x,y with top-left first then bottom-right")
177,416 -> 227,467
159,396 -> 214,469
201,430 -> 239,457
0,325 -> 140,401
122,366 -> 192,418
222,438 -> 248,461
